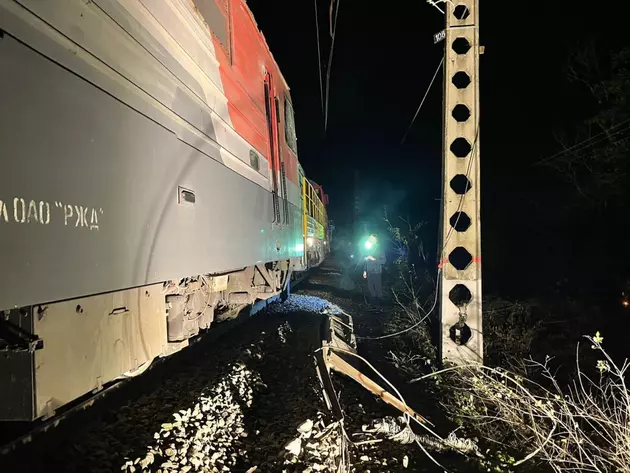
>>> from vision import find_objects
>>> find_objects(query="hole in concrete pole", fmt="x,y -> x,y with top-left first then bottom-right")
453,4 -> 470,20
450,137 -> 472,158
449,211 -> 472,232
449,284 -> 472,307
449,246 -> 473,270
450,174 -> 472,195
452,71 -> 471,89
452,37 -> 471,55
449,323 -> 472,345
452,104 -> 471,122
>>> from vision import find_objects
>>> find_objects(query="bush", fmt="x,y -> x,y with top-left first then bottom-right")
482,298 -> 543,371
435,333 -> 630,472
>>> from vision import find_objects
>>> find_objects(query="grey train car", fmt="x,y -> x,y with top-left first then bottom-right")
0,0 -> 329,421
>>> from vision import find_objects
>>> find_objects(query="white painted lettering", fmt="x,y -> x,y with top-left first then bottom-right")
0,197 -> 101,230
74,205 -> 81,227
39,201 -> 50,225
89,208 -> 99,231
0,200 -> 8,223
27,200 -> 39,223
13,197 -> 25,223
81,206 -> 88,226
74,205 -> 89,227
64,204 -> 73,226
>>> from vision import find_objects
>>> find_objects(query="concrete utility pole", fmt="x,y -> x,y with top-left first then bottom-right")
439,0 -> 483,364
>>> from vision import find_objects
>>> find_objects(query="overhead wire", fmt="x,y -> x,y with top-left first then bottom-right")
401,56 -> 445,144
426,0 -> 456,14
314,0 -> 325,117
533,117 -> 630,166
357,276 -> 441,340
324,0 -> 341,133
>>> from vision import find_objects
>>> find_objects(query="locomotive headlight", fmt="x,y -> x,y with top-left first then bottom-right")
307,237 -> 314,247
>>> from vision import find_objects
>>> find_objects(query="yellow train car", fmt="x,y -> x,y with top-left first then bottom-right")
298,165 -> 329,269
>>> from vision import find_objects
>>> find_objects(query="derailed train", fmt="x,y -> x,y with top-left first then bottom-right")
0,0 -> 329,421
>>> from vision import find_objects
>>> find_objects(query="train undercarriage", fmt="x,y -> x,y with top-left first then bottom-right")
0,260 -> 301,422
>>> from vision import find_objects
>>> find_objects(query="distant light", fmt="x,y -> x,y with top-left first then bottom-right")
295,243 -> 304,252
623,300 -> 629,308
350,254 -> 354,258
363,234 -> 377,251
307,237 -> 314,247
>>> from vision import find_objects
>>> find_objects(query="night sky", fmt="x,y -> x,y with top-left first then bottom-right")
247,0 -> 629,299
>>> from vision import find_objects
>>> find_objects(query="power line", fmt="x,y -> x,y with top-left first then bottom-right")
555,130 -> 630,166
324,0 -> 341,133
356,273 -> 441,340
534,117 -> 630,166
538,122 -> 630,166
426,0 -> 456,14
400,56 -> 444,145
314,0 -> 324,117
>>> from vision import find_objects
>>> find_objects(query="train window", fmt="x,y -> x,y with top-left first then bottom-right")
193,0 -> 231,59
249,150 -> 260,171
284,96 -> 298,154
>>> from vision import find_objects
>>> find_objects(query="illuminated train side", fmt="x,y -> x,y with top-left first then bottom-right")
0,0 -> 328,421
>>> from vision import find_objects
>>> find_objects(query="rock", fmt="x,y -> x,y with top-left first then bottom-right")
297,420 -> 314,435
284,438 -> 302,457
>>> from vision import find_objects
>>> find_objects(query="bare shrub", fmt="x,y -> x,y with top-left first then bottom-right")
428,333 -> 630,472
382,214 -> 437,373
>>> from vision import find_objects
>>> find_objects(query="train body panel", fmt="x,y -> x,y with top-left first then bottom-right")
33,284 -> 170,421
0,0 -> 304,310
0,0 -> 329,421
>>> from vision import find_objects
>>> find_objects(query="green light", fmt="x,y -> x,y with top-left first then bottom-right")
363,234 -> 377,250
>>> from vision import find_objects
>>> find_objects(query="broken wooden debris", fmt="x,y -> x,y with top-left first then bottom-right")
315,309 -> 429,426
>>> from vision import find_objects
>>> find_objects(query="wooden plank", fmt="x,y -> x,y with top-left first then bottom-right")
326,351 -> 428,425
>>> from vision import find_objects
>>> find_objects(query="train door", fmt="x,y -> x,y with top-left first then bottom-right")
264,73 -> 281,223
299,167 -> 308,266
276,96 -> 290,225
